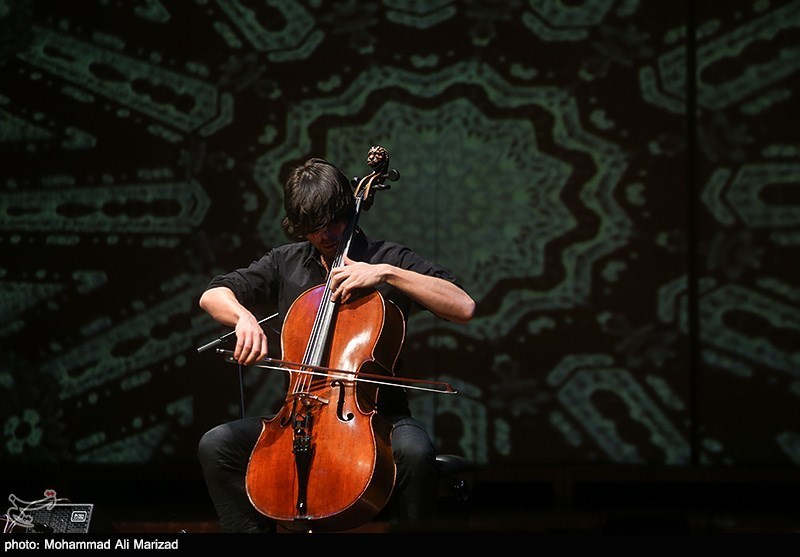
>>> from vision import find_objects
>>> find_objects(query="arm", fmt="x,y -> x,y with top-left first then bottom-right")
199,286 -> 269,365
328,256 -> 475,323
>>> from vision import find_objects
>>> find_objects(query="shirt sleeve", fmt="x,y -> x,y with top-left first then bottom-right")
398,247 -> 465,316
365,241 -> 465,318
205,250 -> 279,308
385,243 -> 463,289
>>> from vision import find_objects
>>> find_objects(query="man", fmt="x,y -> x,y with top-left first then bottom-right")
197,156 -> 475,532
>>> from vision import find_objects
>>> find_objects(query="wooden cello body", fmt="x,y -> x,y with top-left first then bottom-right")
245,147 -> 403,532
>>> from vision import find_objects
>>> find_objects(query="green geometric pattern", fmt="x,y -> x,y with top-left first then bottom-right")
1,0 -> 797,470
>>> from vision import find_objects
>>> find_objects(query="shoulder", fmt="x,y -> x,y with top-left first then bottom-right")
364,238 -> 462,285
362,239 -> 415,262
266,241 -> 313,261
240,242 -> 313,278
364,239 -> 441,271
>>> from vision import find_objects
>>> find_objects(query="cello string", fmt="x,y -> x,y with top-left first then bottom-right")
296,191 -> 361,396
238,362 -> 245,419
285,161 -> 382,400
299,268 -> 337,394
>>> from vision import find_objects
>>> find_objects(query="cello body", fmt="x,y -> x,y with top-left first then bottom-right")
246,287 -> 404,532
244,147 -> 406,532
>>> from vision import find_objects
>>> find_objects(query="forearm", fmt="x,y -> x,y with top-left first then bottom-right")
384,266 -> 475,323
199,286 -> 268,365
199,286 -> 253,326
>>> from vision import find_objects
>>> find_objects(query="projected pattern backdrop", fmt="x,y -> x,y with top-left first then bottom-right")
1,0 -> 798,471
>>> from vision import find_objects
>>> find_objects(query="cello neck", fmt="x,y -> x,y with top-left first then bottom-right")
302,146 -> 392,368
302,198 -> 362,368
328,195 -> 363,273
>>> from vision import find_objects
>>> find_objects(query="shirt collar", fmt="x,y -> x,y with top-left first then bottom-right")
300,241 -> 319,269
299,226 -> 368,268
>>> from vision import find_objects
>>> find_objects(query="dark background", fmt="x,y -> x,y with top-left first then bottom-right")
1,0 -> 798,533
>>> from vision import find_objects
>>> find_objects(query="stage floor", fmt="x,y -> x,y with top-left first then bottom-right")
7,463 -> 800,536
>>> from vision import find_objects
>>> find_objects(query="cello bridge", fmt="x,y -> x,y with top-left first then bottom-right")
291,392 -> 330,407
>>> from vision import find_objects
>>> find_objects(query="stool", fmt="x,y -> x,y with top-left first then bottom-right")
434,454 -> 476,530
436,454 -> 476,502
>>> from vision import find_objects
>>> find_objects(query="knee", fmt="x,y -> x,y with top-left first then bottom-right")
391,422 -> 436,467
197,424 -> 231,464
394,439 -> 437,470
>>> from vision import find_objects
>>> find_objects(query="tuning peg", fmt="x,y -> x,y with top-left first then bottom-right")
382,169 -> 400,182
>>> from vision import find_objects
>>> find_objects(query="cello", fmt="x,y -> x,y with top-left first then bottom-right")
244,146 -> 404,533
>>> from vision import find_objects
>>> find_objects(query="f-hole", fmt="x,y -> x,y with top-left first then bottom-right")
331,379 -> 354,421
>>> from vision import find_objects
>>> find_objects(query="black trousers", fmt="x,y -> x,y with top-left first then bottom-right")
197,414 -> 438,533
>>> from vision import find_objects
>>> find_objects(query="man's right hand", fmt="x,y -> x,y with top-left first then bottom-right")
233,313 -> 269,365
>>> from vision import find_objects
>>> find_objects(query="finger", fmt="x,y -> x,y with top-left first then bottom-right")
337,281 -> 352,304
239,343 -> 253,365
258,337 -> 269,360
245,335 -> 268,364
233,343 -> 242,362
244,350 -> 258,366
233,336 -> 246,362
329,267 -> 347,290
237,332 -> 261,364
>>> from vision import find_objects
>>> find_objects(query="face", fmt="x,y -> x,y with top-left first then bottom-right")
305,220 -> 347,260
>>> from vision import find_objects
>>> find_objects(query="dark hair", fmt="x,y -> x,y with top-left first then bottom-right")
281,158 -> 355,239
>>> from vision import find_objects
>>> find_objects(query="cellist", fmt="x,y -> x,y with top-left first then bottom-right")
197,156 -> 475,533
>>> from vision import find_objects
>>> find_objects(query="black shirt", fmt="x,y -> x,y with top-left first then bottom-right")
205,228 -> 463,416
